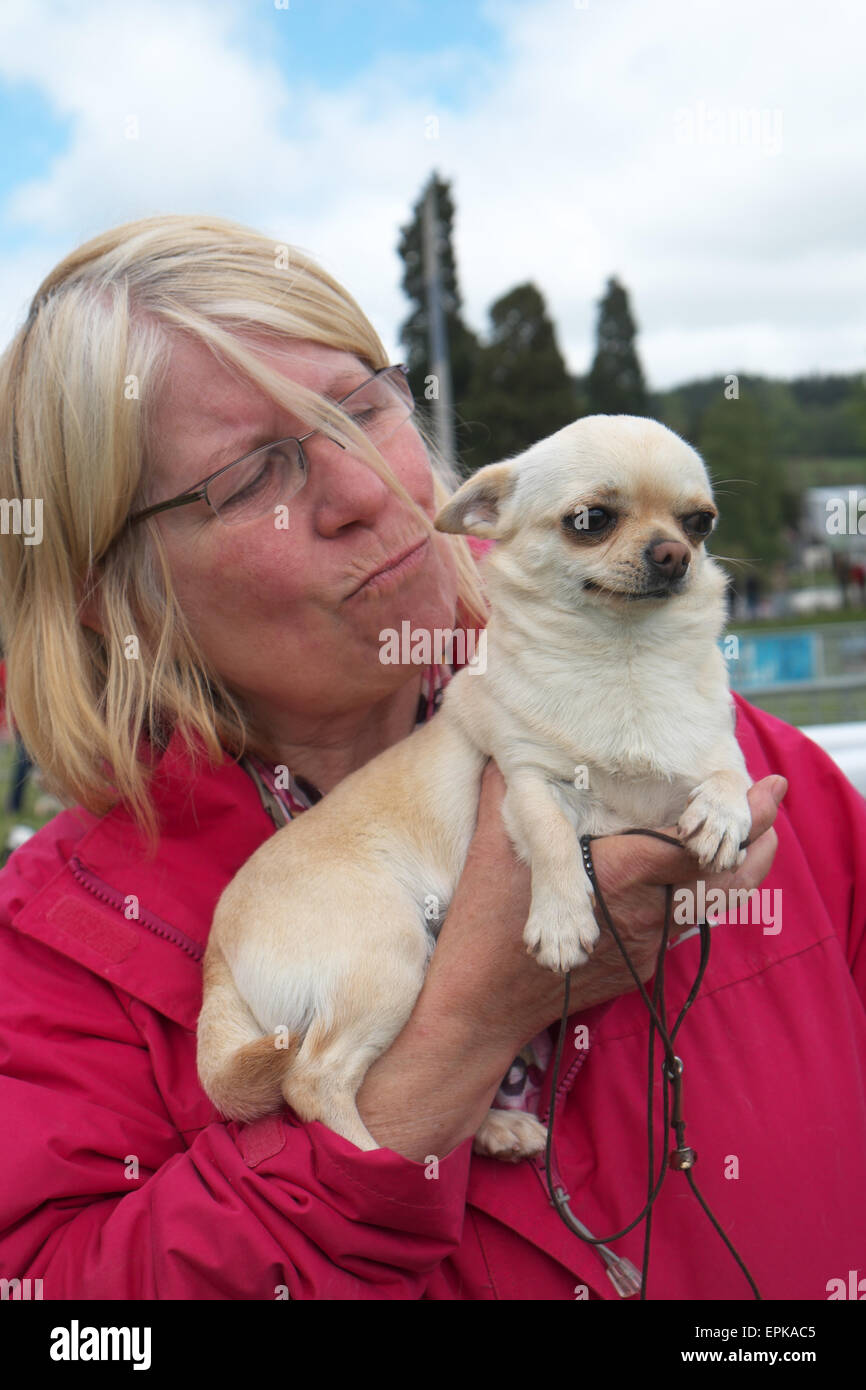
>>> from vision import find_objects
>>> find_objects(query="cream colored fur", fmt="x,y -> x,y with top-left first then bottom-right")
197,415 -> 752,1160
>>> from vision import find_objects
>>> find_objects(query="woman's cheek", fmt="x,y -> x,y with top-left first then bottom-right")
394,432 -> 438,506
221,536 -> 308,604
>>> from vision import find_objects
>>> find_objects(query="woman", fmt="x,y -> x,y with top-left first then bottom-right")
0,215 -> 862,1301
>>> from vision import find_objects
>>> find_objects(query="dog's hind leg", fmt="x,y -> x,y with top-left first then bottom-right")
197,939 -> 300,1123
473,1109 -> 548,1162
280,939 -> 433,1152
282,1030 -> 391,1152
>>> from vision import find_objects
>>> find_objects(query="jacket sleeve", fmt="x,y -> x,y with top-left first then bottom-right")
0,918 -> 474,1300
738,698 -> 866,1006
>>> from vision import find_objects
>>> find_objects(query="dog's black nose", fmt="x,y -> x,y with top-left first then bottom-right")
646,539 -> 690,580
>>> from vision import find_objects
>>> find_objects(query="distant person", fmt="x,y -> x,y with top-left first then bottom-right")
850,561 -> 866,606
832,550 -> 851,609
7,736 -> 33,817
744,571 -> 761,618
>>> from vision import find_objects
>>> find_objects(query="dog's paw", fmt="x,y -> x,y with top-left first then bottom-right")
473,1109 -> 548,1163
678,778 -> 752,874
523,893 -> 600,973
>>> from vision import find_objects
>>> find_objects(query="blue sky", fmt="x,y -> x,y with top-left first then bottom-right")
0,0 -> 503,252
0,80 -> 68,215
0,0 -> 864,388
246,0 -> 502,96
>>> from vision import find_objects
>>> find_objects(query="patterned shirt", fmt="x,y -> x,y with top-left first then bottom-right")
242,659 -> 553,1116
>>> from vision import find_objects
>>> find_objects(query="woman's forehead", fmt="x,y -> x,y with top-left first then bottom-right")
154,333 -> 367,437
165,331 -> 365,402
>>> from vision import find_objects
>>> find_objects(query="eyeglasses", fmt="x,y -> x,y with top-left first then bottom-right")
126,363 -> 414,529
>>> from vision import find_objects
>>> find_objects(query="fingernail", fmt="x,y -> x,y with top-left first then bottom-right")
770,776 -> 788,804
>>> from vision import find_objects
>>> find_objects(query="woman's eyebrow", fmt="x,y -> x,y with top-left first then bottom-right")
207,370 -> 367,472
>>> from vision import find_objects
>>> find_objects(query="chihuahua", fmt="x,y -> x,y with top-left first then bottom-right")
197,415 -> 753,1161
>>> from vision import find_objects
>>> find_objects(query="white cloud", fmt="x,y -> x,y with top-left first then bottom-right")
0,0 -> 864,389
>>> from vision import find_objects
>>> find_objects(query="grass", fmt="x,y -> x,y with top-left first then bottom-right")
738,687 -> 866,726
732,605 -> 866,632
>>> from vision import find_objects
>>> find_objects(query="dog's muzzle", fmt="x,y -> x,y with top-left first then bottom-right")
583,574 -> 688,601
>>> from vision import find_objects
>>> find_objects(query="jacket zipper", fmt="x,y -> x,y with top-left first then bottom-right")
533,1025 -> 591,1192
68,855 -> 204,962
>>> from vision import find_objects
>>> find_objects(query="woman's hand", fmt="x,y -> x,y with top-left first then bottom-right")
422,760 -> 786,1055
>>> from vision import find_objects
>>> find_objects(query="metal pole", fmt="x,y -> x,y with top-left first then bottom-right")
421,175 -> 456,469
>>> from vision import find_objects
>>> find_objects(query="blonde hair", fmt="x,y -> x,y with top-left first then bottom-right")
0,213 -> 489,854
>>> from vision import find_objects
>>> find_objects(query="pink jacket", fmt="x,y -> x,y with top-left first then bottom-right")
1,682 -> 864,1299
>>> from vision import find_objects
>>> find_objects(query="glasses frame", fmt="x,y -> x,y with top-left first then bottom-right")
126,363 -> 413,527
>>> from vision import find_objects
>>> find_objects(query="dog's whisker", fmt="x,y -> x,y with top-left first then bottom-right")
712,553 -> 763,567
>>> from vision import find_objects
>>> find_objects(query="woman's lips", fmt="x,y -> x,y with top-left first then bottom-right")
347,536 -> 430,598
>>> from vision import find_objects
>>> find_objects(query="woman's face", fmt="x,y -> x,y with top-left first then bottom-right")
141,331 -> 460,740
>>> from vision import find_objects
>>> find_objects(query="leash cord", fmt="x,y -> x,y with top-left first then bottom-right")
543,828 -> 761,1301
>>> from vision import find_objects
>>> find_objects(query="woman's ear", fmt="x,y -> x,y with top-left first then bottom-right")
433,461 -> 518,539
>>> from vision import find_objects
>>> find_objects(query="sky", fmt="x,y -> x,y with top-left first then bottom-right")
0,0 -> 864,390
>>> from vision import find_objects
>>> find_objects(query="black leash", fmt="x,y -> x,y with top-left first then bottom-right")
543,828 -> 762,1301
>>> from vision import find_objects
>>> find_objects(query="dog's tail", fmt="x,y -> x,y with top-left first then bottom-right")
196,939 -> 302,1123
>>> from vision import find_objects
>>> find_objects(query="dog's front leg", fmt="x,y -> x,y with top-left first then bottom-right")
678,738 -> 753,875
501,774 -> 600,974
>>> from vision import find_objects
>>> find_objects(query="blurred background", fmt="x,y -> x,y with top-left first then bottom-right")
1,0 -> 864,857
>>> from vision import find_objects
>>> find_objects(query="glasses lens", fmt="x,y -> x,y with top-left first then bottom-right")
207,439 -> 306,525
341,368 -> 414,443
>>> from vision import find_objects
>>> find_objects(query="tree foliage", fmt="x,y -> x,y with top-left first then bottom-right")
697,393 -> 790,581
586,277 -> 649,416
457,283 -> 577,472
396,173 -> 480,408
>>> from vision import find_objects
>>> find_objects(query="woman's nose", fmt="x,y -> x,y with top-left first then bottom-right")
306,432 -> 397,523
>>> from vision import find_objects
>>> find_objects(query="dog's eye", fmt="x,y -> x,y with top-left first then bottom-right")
564,506 -> 613,534
684,511 -> 716,537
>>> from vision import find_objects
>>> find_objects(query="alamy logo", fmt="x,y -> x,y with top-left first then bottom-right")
0,497 -> 42,545
0,1277 -> 43,1299
379,622 -> 487,673
49,1320 -> 151,1370
673,882 -> 782,935
826,1269 -> 866,1299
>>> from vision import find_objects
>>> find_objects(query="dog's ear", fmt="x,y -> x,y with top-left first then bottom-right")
434,461 -> 518,538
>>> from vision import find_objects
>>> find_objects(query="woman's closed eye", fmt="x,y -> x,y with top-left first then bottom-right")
223,455 -> 276,508
210,441 -> 306,520
345,405 -> 380,429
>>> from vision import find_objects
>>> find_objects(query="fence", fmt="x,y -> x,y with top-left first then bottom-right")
725,621 -> 866,727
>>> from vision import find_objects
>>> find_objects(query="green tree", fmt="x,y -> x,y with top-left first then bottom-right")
697,393 -> 789,585
396,173 -> 480,408
458,283 -> 578,472
848,372 -> 866,453
586,277 -> 649,416
657,371 -> 866,458
654,386 -> 691,440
